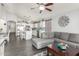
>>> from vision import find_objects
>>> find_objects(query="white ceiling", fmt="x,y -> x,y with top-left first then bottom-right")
2,3 -> 79,21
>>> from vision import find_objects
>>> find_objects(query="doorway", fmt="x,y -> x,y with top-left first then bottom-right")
7,21 -> 16,41
7,21 -> 16,33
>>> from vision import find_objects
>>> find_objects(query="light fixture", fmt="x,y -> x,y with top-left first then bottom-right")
39,5 -> 45,10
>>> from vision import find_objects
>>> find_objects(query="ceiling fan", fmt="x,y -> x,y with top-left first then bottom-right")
31,3 -> 54,13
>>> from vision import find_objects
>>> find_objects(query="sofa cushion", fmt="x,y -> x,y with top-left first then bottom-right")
54,38 -> 62,42
47,32 -> 54,39
41,32 -> 54,39
68,34 -> 79,43
54,32 -> 61,39
54,38 -> 76,48
76,44 -> 79,48
65,40 -> 77,48
60,32 -> 70,41
32,38 -> 54,44
32,38 -> 54,49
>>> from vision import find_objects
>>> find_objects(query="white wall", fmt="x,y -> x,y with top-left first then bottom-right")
0,5 -> 17,22
0,4 -> 24,32
52,9 -> 79,34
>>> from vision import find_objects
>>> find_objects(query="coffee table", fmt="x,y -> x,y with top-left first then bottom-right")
47,44 -> 67,56
47,44 -> 79,56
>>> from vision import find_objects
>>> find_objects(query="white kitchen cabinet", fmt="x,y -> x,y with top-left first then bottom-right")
16,22 -> 32,40
0,39 -> 5,56
0,19 -> 7,56
0,19 -> 7,33
26,31 -> 32,40
0,43 -> 4,56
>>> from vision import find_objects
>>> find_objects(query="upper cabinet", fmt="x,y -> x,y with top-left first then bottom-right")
0,19 -> 7,33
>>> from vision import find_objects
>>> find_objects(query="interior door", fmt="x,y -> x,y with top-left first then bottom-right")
7,21 -> 16,33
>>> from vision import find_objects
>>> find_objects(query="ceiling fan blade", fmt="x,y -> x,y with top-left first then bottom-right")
36,3 -> 44,5
45,8 -> 52,11
45,3 -> 53,6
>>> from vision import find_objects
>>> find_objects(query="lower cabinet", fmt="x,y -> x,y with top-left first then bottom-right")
0,41 -> 5,56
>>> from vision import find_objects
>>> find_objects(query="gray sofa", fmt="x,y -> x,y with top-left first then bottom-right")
54,32 -> 79,48
32,32 -> 79,49
32,32 -> 54,49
